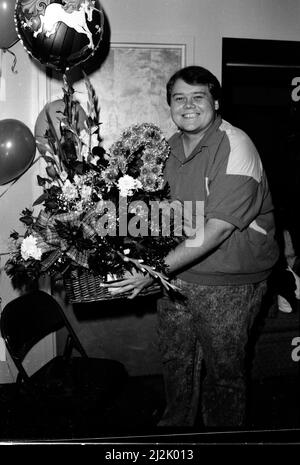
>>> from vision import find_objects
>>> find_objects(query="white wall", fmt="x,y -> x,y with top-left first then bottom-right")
1,0 -> 300,380
0,44 -> 42,307
104,0 -> 300,80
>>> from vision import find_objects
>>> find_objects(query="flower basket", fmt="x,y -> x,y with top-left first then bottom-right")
5,74 -> 181,301
63,268 -> 162,304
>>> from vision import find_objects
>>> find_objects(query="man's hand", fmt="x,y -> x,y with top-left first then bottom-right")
103,218 -> 235,298
103,268 -> 155,299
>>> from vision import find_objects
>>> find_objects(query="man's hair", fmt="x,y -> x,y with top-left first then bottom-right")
166,66 -> 222,106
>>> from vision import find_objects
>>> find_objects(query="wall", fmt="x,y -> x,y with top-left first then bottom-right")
103,0 -> 300,80
1,0 -> 300,380
0,45 -> 42,305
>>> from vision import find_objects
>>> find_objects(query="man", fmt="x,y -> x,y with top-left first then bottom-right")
107,66 -> 279,428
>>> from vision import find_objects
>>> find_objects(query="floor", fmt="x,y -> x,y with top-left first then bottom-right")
0,372 -> 300,443
0,297 -> 299,444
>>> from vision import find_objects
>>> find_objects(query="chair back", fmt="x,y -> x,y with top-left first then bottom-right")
0,290 -> 83,362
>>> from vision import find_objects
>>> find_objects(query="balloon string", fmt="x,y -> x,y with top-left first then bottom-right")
0,178 -> 18,200
3,49 -> 18,74
0,155 -> 42,200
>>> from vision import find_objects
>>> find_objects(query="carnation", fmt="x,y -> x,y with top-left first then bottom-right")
117,175 -> 141,197
81,185 -> 93,201
62,179 -> 78,200
21,235 -> 42,261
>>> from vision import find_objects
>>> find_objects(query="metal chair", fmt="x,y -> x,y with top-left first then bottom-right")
0,290 -> 128,422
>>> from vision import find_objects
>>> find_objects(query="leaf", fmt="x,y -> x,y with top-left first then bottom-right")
73,161 -> 85,174
60,137 -> 77,164
20,216 -> 34,226
21,208 -> 33,217
42,154 -> 56,164
83,71 -> 100,123
46,165 -> 58,179
61,122 -> 79,137
37,175 -> 51,186
36,140 -> 52,153
45,107 -> 65,168
33,192 -> 49,206
86,116 -> 94,128
44,200 -> 59,210
10,231 -> 19,240
48,185 -> 61,195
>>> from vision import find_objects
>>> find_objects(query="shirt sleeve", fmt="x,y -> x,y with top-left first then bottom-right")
205,131 -> 265,231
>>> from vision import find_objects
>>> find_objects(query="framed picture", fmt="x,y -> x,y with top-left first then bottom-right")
45,34 -> 194,148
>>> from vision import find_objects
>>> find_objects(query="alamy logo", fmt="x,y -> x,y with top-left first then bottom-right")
291,77 -> 300,102
92,197 -> 205,247
291,336 -> 300,362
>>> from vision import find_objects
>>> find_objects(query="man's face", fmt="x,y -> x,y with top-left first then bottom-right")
170,79 -> 219,135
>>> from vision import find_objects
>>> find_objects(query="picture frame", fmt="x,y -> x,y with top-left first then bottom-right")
43,34 -> 195,148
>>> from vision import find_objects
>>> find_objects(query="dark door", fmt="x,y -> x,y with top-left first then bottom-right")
222,38 -> 300,255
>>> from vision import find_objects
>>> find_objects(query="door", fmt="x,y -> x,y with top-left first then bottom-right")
222,38 -> 300,256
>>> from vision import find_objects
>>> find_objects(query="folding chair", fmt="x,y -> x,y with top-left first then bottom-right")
0,290 -> 128,420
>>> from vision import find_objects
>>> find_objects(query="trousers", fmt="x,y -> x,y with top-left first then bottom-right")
156,279 -> 268,428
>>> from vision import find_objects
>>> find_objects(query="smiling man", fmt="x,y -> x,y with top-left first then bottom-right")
107,66 -> 279,429
169,75 -> 219,156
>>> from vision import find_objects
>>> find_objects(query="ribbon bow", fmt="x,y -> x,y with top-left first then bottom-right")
33,209 -> 98,272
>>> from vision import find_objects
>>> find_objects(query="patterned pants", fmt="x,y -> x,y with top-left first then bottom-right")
156,279 -> 268,428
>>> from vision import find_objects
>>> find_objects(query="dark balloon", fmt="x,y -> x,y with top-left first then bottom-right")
15,0 -> 104,72
0,0 -> 19,49
0,119 -> 36,185
34,99 -> 87,154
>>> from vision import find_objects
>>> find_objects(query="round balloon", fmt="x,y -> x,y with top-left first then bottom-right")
0,0 -> 19,49
15,0 -> 104,72
35,99 -> 87,153
0,119 -> 36,185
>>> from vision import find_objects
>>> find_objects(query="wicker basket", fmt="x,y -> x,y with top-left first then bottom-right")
64,268 -> 162,304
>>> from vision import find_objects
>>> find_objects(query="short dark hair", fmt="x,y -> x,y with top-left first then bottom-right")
166,65 -> 221,106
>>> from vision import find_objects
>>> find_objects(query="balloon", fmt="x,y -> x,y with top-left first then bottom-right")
0,119 -> 36,185
0,0 -> 19,49
15,0 -> 104,72
34,99 -> 87,153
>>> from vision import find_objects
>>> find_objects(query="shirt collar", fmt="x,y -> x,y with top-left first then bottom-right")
169,115 -> 223,163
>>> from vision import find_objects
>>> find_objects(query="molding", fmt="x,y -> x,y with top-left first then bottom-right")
110,32 -> 195,66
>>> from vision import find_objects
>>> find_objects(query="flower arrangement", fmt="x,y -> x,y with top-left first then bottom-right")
5,74 -> 180,300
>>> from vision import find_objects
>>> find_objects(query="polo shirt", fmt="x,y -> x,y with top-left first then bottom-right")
164,116 -> 279,285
